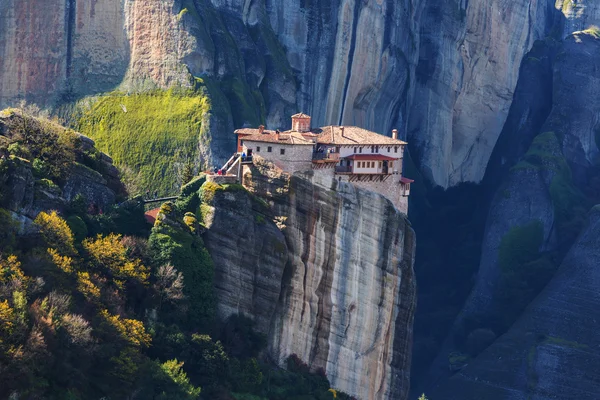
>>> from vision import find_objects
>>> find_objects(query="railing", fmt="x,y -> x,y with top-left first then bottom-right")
221,153 -> 240,171
335,166 -> 353,173
313,153 -> 340,161
241,156 -> 253,163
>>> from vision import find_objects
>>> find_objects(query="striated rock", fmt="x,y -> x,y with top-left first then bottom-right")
540,30 -> 600,183
266,0 -> 420,136
430,206 -> 600,399
205,161 -> 417,400
409,0 -> 558,187
202,184 -> 289,330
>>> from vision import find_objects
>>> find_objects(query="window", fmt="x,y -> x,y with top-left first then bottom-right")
371,146 -> 374,153
371,162 -> 375,168
359,147 -> 362,153
376,146 -> 379,153
390,161 -> 394,168
280,148 -> 285,155
256,146 -> 261,152
354,147 -> 357,153
268,146 -> 272,152
387,147 -> 391,152
379,162 -> 382,168
394,146 -> 398,153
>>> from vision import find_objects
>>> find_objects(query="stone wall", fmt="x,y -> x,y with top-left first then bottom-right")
243,142 -> 314,174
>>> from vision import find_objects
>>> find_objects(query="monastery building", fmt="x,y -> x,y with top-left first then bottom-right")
217,113 -> 413,214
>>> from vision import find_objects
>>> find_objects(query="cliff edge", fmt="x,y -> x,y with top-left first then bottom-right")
202,160 -> 417,400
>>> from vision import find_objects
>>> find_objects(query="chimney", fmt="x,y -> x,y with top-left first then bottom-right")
340,126 -> 345,137
392,129 -> 398,140
275,129 -> 280,141
258,125 -> 265,134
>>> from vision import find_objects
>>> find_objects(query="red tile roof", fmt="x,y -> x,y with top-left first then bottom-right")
145,208 -> 161,225
316,126 -> 408,145
344,154 -> 398,161
235,130 -> 316,145
291,113 -> 311,118
400,177 -> 414,184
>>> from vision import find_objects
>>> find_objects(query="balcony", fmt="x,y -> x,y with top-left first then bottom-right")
312,153 -> 340,163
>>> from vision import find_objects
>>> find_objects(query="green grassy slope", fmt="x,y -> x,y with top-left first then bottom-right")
75,89 -> 211,197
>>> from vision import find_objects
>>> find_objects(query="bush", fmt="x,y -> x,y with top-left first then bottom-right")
67,215 -> 88,241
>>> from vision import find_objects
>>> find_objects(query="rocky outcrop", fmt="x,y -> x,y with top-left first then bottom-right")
540,30 -> 600,183
0,110 -> 118,219
429,206 -> 600,399
203,161 -> 417,400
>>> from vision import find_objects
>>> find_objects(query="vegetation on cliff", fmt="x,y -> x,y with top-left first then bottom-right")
0,113 -> 351,400
74,88 -> 212,197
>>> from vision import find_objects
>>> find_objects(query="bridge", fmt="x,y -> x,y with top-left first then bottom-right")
143,196 -> 179,204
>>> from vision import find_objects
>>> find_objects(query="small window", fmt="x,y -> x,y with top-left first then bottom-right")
371,162 -> 375,168
359,147 -> 362,153
376,146 -> 379,153
379,162 -> 382,168
394,146 -> 398,153
268,146 -> 272,153
354,147 -> 357,153
387,147 -> 391,152
256,146 -> 261,152
390,161 -> 394,168
280,148 -> 285,155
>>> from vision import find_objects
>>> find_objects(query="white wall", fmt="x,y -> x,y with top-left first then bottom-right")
333,145 -> 404,173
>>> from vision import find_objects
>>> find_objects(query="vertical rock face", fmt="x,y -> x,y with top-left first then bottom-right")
429,207 -> 600,399
541,31 -> 600,183
0,0 -> 575,188
410,0 -> 557,186
0,0 -> 69,106
203,162 -> 417,400
265,0 -> 421,136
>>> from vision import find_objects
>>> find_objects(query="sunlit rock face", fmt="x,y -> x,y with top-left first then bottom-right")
204,162 -> 417,400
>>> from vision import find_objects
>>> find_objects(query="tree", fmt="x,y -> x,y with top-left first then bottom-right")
154,264 -> 185,310
181,162 -> 194,187
34,211 -> 75,255
83,234 -> 149,287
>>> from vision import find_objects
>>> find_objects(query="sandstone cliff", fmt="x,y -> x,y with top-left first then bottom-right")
202,161 -> 417,400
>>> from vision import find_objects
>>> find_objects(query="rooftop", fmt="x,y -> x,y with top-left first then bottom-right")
291,113 -> 311,119
317,126 -> 407,146
235,125 -> 407,146
236,130 -> 316,145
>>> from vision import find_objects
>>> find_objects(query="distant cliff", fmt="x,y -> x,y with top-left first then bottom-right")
0,0 -> 579,189
201,160 -> 417,400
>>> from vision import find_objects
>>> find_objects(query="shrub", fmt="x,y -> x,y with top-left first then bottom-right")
67,215 -> 88,241
34,211 -> 76,256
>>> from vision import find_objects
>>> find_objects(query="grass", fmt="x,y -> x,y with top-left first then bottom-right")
75,89 -> 211,197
